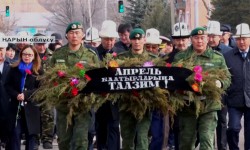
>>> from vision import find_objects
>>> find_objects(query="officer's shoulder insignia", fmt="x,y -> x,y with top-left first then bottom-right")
204,63 -> 214,66
87,48 -> 97,55
79,60 -> 87,64
213,50 -> 223,56
47,49 -> 53,55
56,59 -> 65,63
117,51 -> 128,56
147,52 -> 158,58
54,45 -> 66,52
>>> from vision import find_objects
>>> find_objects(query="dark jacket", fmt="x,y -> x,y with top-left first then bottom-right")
224,48 -> 250,108
96,44 -> 121,120
5,66 -> 43,135
228,37 -> 237,49
96,44 -> 124,61
0,61 -> 11,137
212,43 -> 232,55
212,43 -> 232,104
114,41 -> 131,52
165,48 -> 180,63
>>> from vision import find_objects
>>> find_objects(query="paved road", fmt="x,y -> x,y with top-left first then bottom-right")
19,118 -> 244,150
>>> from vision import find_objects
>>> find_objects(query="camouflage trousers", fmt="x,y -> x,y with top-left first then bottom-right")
41,106 -> 54,143
120,111 -> 151,150
56,108 -> 90,150
178,111 -> 218,150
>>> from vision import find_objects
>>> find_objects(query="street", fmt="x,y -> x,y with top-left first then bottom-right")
20,118 -> 244,150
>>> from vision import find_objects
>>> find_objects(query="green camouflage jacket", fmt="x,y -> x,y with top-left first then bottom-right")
173,46 -> 231,114
51,44 -> 100,69
117,49 -> 158,59
40,48 -> 53,71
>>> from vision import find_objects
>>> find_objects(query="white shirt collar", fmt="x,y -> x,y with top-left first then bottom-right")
239,48 -> 249,53
0,62 -> 4,74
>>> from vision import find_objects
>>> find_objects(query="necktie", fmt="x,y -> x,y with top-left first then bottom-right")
241,52 -> 247,59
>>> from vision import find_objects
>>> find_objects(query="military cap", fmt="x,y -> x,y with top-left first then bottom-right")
65,22 -> 83,33
220,24 -> 232,32
129,28 -> 145,39
190,27 -> 207,36
51,33 -> 63,41
34,33 -> 45,36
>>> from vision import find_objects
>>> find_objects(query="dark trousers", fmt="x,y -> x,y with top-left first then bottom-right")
95,102 -> 120,150
216,106 -> 228,150
149,111 -> 164,150
173,116 -> 179,150
88,109 -> 96,150
227,107 -> 250,150
6,118 -> 36,150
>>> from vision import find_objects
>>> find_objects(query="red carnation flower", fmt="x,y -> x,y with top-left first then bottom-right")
53,82 -> 59,86
71,87 -> 78,96
25,69 -> 32,75
166,63 -> 172,67
101,92 -> 108,97
75,63 -> 84,69
57,71 -> 65,78
42,56 -> 47,61
85,74 -> 92,81
112,52 -> 117,57
132,90 -> 139,97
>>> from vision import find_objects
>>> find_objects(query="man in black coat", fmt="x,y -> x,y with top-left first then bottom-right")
224,23 -> 250,150
207,21 -> 232,150
114,23 -> 132,52
0,34 -> 10,148
95,20 -> 121,150
220,24 -> 237,49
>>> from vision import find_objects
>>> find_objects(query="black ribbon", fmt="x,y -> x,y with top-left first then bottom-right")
81,67 -> 193,93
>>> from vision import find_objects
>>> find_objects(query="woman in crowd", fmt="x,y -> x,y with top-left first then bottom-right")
5,43 -> 18,64
5,45 -> 43,150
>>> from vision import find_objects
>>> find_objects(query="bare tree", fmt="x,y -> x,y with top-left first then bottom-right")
38,0 -> 121,31
37,0 -> 58,12
47,0 -> 75,28
201,0 -> 214,19
0,15 -> 18,34
78,0 -> 102,28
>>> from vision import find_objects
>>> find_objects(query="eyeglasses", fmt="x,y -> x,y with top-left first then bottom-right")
22,53 -> 34,57
145,44 -> 158,49
36,43 -> 46,46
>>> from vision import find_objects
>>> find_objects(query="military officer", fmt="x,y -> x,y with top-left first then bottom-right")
118,28 -> 157,150
50,22 -> 99,150
173,27 -> 231,150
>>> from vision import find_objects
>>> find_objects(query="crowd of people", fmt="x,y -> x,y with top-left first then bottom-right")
0,19 -> 249,150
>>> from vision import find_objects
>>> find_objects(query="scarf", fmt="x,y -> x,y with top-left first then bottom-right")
18,61 -> 33,92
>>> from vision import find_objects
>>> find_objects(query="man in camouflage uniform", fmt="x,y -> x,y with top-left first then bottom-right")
173,27 -> 231,150
118,28 -> 157,150
33,33 -> 54,149
50,22 -> 99,150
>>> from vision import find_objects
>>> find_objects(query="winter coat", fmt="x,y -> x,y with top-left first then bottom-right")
0,61 -> 11,137
5,66 -> 43,135
224,47 -> 250,108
